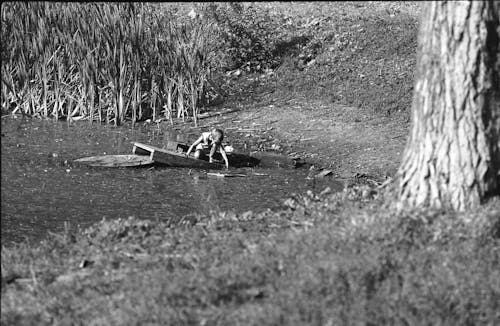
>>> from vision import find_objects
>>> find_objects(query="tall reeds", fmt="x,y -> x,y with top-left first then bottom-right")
1,2 -> 218,126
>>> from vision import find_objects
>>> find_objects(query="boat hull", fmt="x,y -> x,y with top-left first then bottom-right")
132,142 -> 223,169
132,142 -> 260,169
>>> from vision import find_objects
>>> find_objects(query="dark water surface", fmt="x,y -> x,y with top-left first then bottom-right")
1,117 -> 341,246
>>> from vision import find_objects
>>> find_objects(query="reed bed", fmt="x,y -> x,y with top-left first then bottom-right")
1,2 -> 218,126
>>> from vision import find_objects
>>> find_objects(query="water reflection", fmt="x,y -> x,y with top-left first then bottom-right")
192,173 -> 223,215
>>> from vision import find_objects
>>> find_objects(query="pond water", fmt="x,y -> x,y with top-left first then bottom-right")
1,116 -> 342,246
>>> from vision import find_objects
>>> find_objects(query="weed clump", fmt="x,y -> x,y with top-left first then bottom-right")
1,3 -> 219,125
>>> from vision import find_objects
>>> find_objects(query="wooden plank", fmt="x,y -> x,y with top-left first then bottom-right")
74,154 -> 154,168
133,142 -> 156,155
207,172 -> 246,178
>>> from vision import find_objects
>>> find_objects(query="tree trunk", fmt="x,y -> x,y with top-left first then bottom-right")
396,1 -> 500,211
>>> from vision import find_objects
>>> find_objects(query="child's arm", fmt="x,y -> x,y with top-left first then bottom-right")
219,146 -> 229,169
208,144 -> 229,169
186,136 -> 203,156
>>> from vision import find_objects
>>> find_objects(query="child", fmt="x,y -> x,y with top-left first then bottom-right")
186,128 -> 229,169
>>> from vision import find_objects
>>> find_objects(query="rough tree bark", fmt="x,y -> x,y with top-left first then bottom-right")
396,1 -> 500,211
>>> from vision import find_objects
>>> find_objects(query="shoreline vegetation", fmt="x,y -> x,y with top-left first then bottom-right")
2,2 -> 500,325
1,3 -> 220,126
1,2 -> 419,125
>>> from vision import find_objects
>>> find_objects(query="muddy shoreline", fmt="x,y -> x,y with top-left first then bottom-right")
142,90 -> 410,184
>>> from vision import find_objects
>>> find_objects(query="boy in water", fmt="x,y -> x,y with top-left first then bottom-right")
186,128 -> 229,169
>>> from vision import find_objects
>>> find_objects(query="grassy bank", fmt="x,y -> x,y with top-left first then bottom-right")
2,192 -> 499,325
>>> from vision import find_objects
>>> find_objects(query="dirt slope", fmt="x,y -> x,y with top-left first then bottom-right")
159,2 -> 420,182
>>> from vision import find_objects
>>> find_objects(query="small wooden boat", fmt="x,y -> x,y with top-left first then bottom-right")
74,154 -> 154,168
132,141 -> 260,169
133,142 -> 223,169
